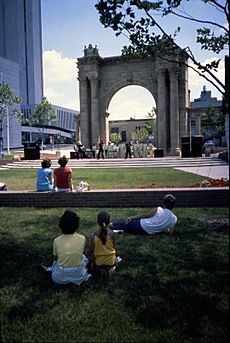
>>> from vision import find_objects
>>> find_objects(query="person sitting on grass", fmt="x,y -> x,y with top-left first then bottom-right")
87,210 -> 120,278
36,158 -> 53,192
52,155 -> 73,192
41,210 -> 91,285
109,194 -> 177,236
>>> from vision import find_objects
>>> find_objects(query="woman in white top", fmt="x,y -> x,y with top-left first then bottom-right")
109,194 -> 177,236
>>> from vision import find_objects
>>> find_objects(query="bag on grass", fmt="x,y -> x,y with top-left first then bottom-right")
76,181 -> 91,192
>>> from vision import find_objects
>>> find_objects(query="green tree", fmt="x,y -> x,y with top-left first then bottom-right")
131,127 -> 149,142
30,97 -> 57,148
110,132 -> 122,144
145,106 -> 156,135
95,0 -> 229,99
201,105 -> 225,140
0,81 -> 21,154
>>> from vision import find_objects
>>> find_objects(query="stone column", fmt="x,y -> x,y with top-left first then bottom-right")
157,69 -> 167,150
78,77 -> 90,147
90,73 -> 100,147
169,68 -> 180,155
195,114 -> 201,135
75,117 -> 80,142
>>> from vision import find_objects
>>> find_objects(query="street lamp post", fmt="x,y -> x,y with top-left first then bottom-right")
6,105 -> 10,154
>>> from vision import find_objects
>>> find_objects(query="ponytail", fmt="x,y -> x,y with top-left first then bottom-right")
97,211 -> 110,245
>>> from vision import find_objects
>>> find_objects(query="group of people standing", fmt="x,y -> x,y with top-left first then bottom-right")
74,140 -> 105,160
41,194 -> 177,286
73,140 -> 156,160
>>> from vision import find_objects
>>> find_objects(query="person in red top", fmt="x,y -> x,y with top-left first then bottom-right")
53,155 -> 73,192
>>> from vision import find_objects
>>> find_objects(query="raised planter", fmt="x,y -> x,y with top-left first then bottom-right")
0,188 -> 228,208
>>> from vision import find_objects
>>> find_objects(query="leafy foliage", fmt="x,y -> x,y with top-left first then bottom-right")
110,132 -> 122,144
0,81 -> 21,121
0,81 -> 22,152
131,126 -> 149,142
30,97 -> 56,127
201,105 -> 226,139
95,0 -> 229,97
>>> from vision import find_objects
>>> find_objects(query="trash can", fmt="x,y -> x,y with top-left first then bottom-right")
23,142 -> 40,160
191,136 -> 203,157
154,149 -> 164,158
70,151 -> 78,159
181,136 -> 191,158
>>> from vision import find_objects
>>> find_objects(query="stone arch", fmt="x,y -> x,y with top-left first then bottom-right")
77,45 -> 189,155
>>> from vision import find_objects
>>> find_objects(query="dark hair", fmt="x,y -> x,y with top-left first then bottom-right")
163,194 -> 176,210
97,211 -> 110,245
59,210 -> 80,234
41,158 -> 51,168
58,155 -> 68,167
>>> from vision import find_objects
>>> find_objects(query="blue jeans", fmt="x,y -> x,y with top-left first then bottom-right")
110,219 -> 148,235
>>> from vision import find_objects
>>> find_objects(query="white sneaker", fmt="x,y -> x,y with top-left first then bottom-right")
116,256 -> 122,263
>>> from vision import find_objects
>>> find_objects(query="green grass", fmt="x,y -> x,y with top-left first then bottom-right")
0,207 -> 229,342
0,167 -> 208,190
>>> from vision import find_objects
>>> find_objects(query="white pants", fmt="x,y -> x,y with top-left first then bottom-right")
50,255 -> 91,285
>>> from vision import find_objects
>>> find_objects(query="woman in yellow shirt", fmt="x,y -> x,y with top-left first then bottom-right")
88,211 -> 117,277
42,210 -> 91,285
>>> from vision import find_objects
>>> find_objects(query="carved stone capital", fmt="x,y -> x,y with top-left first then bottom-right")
158,68 -> 167,76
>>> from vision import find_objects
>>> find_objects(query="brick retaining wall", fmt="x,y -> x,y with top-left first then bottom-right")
0,188 -> 229,208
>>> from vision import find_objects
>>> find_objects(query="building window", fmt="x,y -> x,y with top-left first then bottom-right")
111,127 -> 119,134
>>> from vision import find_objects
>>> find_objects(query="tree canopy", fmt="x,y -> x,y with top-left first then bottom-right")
0,81 -> 22,152
95,0 -> 229,99
0,81 -> 21,121
30,97 -> 56,127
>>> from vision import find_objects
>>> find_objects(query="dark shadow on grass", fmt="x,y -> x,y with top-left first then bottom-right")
97,233 -> 229,341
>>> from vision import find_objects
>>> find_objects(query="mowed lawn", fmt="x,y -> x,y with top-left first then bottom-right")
0,167 -> 209,191
0,206 -> 229,343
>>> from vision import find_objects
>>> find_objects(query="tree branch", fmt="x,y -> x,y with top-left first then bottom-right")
170,10 -> 227,32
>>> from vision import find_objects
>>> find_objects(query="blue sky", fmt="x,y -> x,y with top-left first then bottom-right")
41,0 -> 226,119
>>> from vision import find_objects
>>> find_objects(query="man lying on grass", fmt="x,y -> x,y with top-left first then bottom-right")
109,194 -> 177,236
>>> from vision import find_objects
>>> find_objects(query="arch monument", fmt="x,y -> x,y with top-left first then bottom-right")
77,44 -> 190,155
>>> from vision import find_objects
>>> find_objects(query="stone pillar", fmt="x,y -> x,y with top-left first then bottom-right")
169,68 -> 180,155
75,117 -> 80,142
157,69 -> 167,150
90,74 -> 100,147
79,78 -> 90,147
195,114 -> 201,135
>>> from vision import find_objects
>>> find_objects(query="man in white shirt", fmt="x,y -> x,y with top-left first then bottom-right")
110,194 -> 177,236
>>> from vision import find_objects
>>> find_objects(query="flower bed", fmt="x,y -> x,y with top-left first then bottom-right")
140,178 -> 229,189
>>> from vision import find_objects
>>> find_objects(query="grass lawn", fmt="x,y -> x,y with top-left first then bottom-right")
0,207 -> 229,343
0,167 -> 209,191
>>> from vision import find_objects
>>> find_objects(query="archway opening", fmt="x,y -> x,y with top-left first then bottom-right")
107,85 -> 156,145
108,85 -> 156,121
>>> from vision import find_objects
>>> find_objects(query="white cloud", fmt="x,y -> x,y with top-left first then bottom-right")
43,50 -> 77,82
43,50 -> 79,110
44,87 -> 62,101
